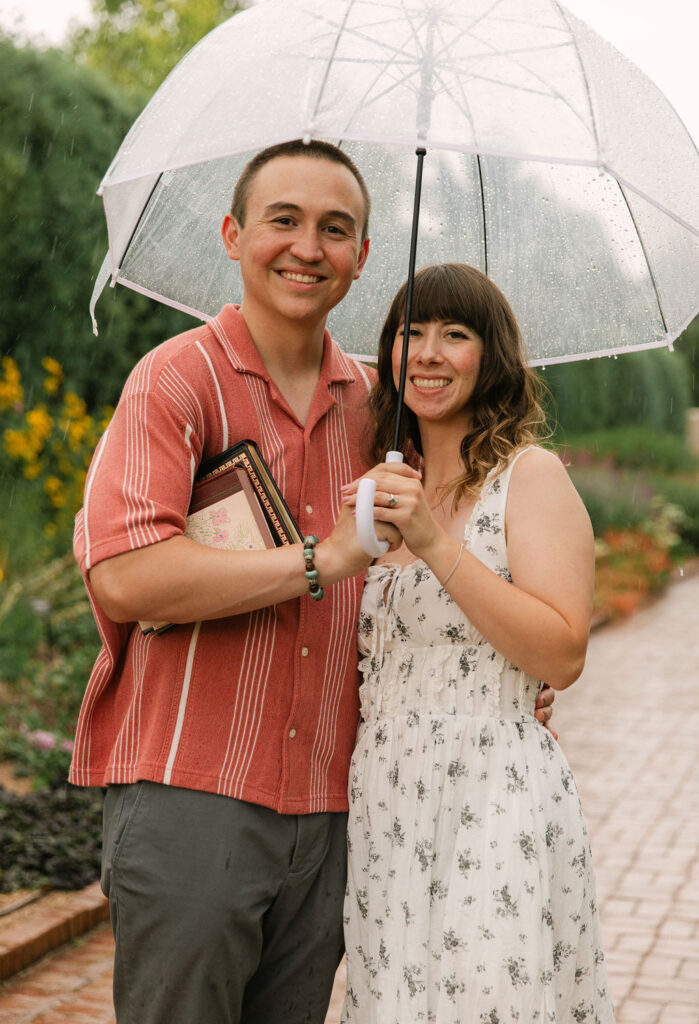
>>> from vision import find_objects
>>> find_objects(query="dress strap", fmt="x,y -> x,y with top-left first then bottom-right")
463,446 -> 540,548
492,444 -> 539,491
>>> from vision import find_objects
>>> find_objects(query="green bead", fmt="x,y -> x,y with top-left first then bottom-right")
305,568 -> 319,582
309,585 -> 324,601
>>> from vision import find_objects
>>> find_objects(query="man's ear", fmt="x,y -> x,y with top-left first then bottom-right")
353,237 -> 370,280
221,214 -> 241,260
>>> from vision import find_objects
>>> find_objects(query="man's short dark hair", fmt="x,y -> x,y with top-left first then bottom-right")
231,140 -> 371,242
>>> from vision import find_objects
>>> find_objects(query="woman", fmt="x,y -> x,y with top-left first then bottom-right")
340,264 -> 614,1023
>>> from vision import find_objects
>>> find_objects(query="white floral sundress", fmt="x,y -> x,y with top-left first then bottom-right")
342,448 -> 615,1024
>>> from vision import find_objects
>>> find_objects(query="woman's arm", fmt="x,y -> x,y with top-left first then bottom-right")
343,450 -> 594,689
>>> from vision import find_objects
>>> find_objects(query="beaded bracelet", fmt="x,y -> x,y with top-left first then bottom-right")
302,535 -> 324,602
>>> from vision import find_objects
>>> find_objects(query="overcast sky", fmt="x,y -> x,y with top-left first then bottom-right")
1,0 -> 697,143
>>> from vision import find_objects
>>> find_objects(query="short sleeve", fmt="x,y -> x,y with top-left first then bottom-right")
77,386 -> 202,574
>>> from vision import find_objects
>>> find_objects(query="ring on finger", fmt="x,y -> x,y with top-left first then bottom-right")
387,492 -> 398,508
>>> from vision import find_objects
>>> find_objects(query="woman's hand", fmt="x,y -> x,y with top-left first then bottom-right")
341,462 -> 443,559
315,502 -> 403,582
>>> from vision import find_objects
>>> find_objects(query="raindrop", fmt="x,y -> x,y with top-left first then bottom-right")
679,568 -> 684,577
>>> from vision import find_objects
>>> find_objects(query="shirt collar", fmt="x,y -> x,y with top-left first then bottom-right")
210,304 -> 358,387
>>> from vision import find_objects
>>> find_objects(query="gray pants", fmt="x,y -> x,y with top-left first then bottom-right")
101,782 -> 348,1024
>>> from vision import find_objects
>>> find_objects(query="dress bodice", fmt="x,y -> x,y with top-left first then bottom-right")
357,448 -> 543,722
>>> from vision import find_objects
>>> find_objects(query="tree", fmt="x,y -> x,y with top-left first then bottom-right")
0,38 -> 193,406
70,0 -> 242,96
679,316 -> 699,407
541,344 -> 693,436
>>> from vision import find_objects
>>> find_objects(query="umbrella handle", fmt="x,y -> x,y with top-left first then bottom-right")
356,451 -> 404,557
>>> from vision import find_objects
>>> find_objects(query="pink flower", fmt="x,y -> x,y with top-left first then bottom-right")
213,529 -> 228,544
28,729 -> 56,750
60,739 -> 75,753
210,508 -> 230,526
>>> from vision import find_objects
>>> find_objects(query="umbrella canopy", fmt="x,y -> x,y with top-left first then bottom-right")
92,0 -> 699,365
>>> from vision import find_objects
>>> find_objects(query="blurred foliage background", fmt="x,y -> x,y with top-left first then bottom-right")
0,0 -> 697,820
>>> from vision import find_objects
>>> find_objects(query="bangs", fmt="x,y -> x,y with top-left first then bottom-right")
398,264 -> 488,336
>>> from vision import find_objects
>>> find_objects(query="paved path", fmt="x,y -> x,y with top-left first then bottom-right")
550,572 -> 699,1024
0,576 -> 697,1022
0,922 -> 114,1023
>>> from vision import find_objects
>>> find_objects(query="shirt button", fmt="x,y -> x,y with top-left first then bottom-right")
301,647 -> 309,657
306,504 -> 313,514
289,729 -> 297,738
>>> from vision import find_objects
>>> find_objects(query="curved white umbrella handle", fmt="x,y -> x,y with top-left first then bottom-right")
356,451 -> 404,557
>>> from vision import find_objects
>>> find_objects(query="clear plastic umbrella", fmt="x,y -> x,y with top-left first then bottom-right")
89,0 -> 699,550
92,0 -> 699,364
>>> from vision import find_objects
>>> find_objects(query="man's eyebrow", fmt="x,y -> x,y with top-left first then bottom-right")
263,202 -> 357,227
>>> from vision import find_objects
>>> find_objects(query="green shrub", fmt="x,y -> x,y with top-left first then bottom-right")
542,347 -> 692,436
678,316 -> 699,406
0,554 -> 99,790
0,785 -> 103,892
560,427 -> 696,474
650,477 -> 699,551
0,593 -> 44,684
568,466 -> 654,536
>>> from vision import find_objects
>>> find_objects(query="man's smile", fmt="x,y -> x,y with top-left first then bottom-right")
278,270 -> 323,284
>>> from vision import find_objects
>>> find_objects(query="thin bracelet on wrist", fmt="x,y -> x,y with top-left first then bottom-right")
441,542 -> 464,586
302,535 -> 324,601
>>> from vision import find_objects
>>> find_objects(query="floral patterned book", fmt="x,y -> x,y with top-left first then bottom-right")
139,440 -> 302,635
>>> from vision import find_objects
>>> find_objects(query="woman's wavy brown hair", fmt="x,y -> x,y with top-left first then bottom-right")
369,263 -> 549,507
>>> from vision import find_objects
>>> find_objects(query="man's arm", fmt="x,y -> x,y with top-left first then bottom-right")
89,505 -> 398,624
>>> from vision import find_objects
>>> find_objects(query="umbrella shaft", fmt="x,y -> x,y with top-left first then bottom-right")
393,148 -> 427,454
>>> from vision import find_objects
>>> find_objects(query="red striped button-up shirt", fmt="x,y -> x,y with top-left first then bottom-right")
70,305 -> 375,813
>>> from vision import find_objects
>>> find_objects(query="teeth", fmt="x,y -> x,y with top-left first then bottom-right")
280,271 -> 321,284
412,377 -> 451,389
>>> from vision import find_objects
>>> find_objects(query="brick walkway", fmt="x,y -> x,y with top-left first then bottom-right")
550,571 -> 699,1024
0,575 -> 697,1022
0,922 -> 114,1023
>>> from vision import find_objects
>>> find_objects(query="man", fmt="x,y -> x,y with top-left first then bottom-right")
72,139 -> 553,1023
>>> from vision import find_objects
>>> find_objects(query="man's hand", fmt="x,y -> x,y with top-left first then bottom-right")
536,684 -> 558,740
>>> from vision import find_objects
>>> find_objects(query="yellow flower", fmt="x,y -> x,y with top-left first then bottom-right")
44,375 -> 61,396
42,356 -> 63,377
99,406 -> 115,433
26,406 -> 53,443
45,475 -> 67,508
4,429 -> 29,460
0,356 -> 23,410
63,392 -> 86,419
44,522 -> 58,537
